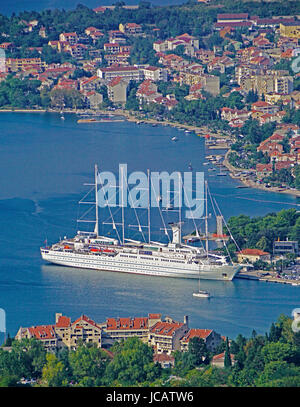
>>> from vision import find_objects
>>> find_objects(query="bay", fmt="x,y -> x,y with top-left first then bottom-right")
0,112 -> 299,342
0,0 -> 184,16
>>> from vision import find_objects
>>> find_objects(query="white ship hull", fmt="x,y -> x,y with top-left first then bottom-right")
41,248 -> 240,280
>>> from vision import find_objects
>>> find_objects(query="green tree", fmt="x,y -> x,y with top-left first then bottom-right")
68,344 -> 109,386
103,337 -> 161,386
224,337 -> 232,368
187,337 -> 210,367
41,353 -> 68,387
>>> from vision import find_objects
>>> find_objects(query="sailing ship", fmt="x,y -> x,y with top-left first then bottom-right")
40,165 -> 241,280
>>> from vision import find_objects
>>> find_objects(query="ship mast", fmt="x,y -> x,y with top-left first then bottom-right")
205,180 -> 209,254
147,169 -> 151,244
121,165 -> 125,245
94,164 -> 99,236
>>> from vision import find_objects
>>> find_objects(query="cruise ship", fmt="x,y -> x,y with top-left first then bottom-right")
40,166 -> 241,280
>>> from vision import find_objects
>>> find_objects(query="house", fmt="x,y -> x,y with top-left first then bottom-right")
220,107 -> 251,122
0,42 -> 14,50
280,22 -> 300,39
107,76 -> 128,105
207,56 -> 234,74
119,23 -> 142,36
154,94 -> 178,110
251,101 -> 280,115
65,43 -> 88,59
153,33 -> 199,56
79,76 -> 101,93
148,316 -> 189,355
217,13 -> 249,23
180,329 -> 222,352
104,43 -> 120,54
212,352 -> 236,368
237,248 -> 271,263
153,353 -> 175,368
136,80 -> 162,104
59,32 -> 78,45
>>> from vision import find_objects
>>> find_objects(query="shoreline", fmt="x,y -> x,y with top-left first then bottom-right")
223,150 -> 300,199
0,107 -> 227,139
2,107 -> 300,198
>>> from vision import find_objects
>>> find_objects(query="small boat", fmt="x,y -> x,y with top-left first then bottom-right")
193,271 -> 210,298
185,130 -> 191,133
217,173 -> 227,176
193,290 -> 210,298
171,137 -> 178,142
188,162 -> 193,171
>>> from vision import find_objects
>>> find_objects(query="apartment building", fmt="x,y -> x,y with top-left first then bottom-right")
6,57 -> 46,72
16,313 -> 103,350
180,328 -> 222,352
97,65 -> 142,82
148,316 -> 189,355
59,32 -> 78,45
280,22 -> 300,39
107,76 -> 129,104
141,66 -> 168,82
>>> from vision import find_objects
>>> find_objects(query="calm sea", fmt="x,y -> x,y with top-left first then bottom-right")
0,112 -> 299,342
0,0 -> 184,16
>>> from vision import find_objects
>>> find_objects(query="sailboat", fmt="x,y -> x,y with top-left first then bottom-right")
193,275 -> 210,298
40,165 -> 242,281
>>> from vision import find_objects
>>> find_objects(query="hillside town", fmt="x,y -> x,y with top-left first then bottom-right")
0,4 -> 300,192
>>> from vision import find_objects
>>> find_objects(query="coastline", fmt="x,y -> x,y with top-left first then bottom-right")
2,106 -> 300,198
223,149 -> 300,198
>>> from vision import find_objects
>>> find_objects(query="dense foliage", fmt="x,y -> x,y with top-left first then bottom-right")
224,208 -> 300,258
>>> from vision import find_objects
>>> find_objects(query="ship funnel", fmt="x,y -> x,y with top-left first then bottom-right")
170,223 -> 183,245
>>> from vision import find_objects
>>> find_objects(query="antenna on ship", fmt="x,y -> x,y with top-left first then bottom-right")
94,164 -> 99,237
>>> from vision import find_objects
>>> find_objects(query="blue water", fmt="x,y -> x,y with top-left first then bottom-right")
0,0 -> 184,16
0,112 -> 299,342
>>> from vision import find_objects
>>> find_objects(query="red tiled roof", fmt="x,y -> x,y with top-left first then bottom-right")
28,325 -> 56,340
55,315 -> 71,328
150,321 -> 183,336
217,13 -> 249,20
153,353 -> 175,362
238,248 -> 270,256
106,317 -> 148,330
72,314 -> 99,329
108,76 -> 123,87
101,66 -> 138,72
181,328 -> 212,343
212,352 -> 235,361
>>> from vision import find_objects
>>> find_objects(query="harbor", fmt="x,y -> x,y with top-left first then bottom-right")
0,111 -> 300,340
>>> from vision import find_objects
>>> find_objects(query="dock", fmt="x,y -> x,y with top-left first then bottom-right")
236,270 -> 300,285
